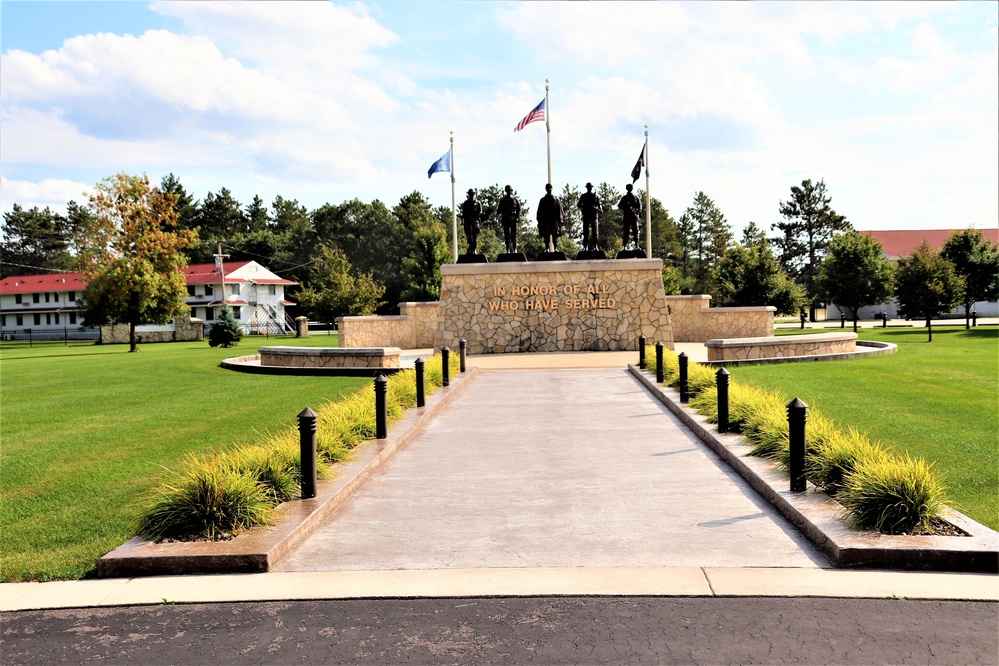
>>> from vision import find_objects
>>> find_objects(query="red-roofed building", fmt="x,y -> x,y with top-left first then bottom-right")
0,260 -> 297,336
828,229 -> 999,320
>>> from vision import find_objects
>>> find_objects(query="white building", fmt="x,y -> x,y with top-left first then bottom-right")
0,260 -> 297,336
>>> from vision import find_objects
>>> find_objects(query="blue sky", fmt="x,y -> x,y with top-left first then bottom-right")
1,1 -> 996,236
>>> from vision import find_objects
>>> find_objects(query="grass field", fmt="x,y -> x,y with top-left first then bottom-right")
735,326 -> 998,530
0,334 -> 367,582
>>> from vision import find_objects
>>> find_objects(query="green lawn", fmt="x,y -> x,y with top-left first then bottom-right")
0,334 -> 367,582
733,327 -> 998,530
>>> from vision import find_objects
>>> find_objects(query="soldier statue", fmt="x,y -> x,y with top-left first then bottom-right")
577,182 -> 603,251
498,185 -> 521,254
460,188 -> 483,255
618,183 -> 641,250
536,183 -> 564,253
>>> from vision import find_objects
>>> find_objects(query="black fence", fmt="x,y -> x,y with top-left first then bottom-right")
0,327 -> 101,347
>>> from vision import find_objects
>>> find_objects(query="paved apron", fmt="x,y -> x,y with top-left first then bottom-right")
277,369 -> 829,571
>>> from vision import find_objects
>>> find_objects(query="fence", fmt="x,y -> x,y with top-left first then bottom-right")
0,327 -> 100,348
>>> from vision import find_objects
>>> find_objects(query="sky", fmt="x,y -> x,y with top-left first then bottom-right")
1,1 -> 997,237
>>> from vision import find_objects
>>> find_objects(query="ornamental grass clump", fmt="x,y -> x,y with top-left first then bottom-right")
838,454 -> 946,534
808,427 -> 886,496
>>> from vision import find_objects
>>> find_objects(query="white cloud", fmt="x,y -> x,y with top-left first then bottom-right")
0,177 -> 91,214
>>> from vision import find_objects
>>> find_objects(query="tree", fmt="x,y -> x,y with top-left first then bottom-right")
400,221 -> 451,301
208,307 -> 243,348
894,241 -> 963,342
714,243 -> 805,314
819,231 -> 894,330
741,221 -> 768,248
681,191 -> 733,295
941,229 -> 999,329
1,205 -> 75,277
772,179 -> 852,319
295,245 -> 384,328
596,182 -> 623,256
159,173 -> 199,232
74,173 -> 197,352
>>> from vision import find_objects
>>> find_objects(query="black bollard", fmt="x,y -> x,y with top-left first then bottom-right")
882,312 -> 888,328
972,311 -> 978,327
639,335 -> 647,369
840,313 -> 846,329
716,368 -> 730,433
655,342 -> 664,384
799,312 -> 806,330
415,358 -> 425,408
298,407 -> 318,499
787,398 -> 808,492
459,338 -> 467,373
375,373 -> 388,439
678,352 -> 689,403
441,346 -> 450,387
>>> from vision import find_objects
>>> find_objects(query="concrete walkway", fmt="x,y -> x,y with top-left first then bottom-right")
277,368 -> 826,572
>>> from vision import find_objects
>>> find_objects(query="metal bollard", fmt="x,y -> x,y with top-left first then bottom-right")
415,358 -> 425,408
799,312 -> 806,330
972,311 -> 978,327
638,335 -> 647,368
678,352 -> 689,403
441,346 -> 450,387
840,314 -> 846,329
459,338 -> 467,373
882,312 -> 888,328
655,342 -> 664,384
375,373 -> 388,439
787,398 -> 808,492
716,368 -> 730,433
298,407 -> 318,499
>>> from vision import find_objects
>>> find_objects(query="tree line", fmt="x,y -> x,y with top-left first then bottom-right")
2,174 -> 996,336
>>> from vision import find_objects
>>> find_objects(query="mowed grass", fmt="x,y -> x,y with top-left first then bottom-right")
734,326 -> 998,530
0,334 -> 367,581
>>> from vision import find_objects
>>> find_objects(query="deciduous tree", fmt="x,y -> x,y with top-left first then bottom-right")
941,228 -> 999,329
714,243 -> 804,314
819,231 -> 894,330
894,241 -> 963,342
295,245 -> 384,328
75,173 -> 197,352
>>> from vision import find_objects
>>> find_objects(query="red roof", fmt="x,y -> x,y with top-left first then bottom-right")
182,261 -> 252,285
861,229 -> 999,260
0,273 -> 87,294
251,278 -> 297,285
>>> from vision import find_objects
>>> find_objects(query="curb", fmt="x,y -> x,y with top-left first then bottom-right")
629,365 -> 999,573
97,368 -> 481,578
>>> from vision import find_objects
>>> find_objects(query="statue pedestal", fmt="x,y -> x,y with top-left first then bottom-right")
496,252 -> 528,263
456,253 -> 488,264
575,249 -> 607,260
435,259 -> 674,354
616,249 -> 648,259
535,251 -> 567,261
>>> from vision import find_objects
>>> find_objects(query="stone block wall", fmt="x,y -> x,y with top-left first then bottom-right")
260,346 -> 401,369
434,259 -> 674,354
337,302 -> 438,349
665,295 -> 775,341
706,332 -> 857,361
100,316 -> 203,344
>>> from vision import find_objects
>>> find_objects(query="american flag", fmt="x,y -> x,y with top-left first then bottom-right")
514,98 -> 546,132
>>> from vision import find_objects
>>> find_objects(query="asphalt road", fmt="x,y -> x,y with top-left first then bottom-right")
3,597 -> 996,665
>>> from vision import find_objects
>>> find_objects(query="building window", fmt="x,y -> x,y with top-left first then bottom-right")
46,313 -> 51,325
232,306 -> 242,319
70,313 -> 77,325
206,308 -> 215,321
1,315 -> 5,327
269,284 -> 276,296
15,294 -> 22,304
205,284 -> 214,296
187,285 -> 195,296
55,313 -> 60,325
16,315 -> 23,326
230,284 -> 240,296
32,293 -> 40,303
69,291 -> 76,302
54,292 -> 59,302
33,314 -> 41,326
45,293 -> 51,303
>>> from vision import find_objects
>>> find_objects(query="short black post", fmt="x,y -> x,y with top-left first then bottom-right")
638,335 -> 647,368
655,341 -> 664,383
882,312 -> 888,328
678,352 -> 689,403
716,368 -> 730,433
787,397 -> 808,492
375,373 -> 388,439
840,313 -> 846,329
972,311 -> 978,327
459,338 -> 467,373
298,407 -> 318,499
799,312 -> 806,329
415,358 -> 425,408
441,346 -> 450,387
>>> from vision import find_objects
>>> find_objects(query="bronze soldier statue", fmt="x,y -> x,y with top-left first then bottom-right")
618,183 -> 641,250
536,183 -> 563,252
460,188 -> 483,255
577,182 -> 603,251
498,185 -> 521,253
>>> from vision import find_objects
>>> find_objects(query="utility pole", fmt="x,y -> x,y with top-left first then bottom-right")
214,242 -> 230,312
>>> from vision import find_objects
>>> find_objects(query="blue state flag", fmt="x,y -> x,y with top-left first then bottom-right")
427,150 -> 450,179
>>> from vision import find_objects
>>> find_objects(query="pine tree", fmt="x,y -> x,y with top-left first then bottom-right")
208,307 -> 243,348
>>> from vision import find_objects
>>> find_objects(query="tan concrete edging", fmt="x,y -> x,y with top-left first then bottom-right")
629,365 -> 999,572
97,368 -> 481,578
700,339 -> 897,367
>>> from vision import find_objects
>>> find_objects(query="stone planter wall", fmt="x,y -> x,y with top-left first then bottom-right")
665,295 -> 775,341
337,302 -> 438,349
100,316 -> 203,344
259,346 -> 401,369
705,332 -> 857,361
434,259 -> 674,354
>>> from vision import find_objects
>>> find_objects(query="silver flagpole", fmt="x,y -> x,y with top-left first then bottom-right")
545,79 -> 552,186
450,131 -> 458,262
644,125 -> 651,257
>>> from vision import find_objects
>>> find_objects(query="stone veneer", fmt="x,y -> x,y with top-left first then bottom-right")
665,295 -> 774,342
434,259 -> 674,354
259,346 -> 401,369
705,332 -> 857,361
100,316 -> 204,344
338,302 -> 438,349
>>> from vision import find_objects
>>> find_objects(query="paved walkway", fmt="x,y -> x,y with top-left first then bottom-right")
278,368 -> 826,572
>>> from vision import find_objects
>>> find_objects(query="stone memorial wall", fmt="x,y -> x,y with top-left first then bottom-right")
665,295 -> 775,341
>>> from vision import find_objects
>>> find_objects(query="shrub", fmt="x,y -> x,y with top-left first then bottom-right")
838,454 -> 946,534
208,308 -> 244,348
808,427 -> 885,496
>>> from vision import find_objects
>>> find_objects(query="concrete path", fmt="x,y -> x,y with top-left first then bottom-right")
277,368 -> 827,572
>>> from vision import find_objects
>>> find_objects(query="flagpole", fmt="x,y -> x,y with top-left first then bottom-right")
545,79 -> 552,186
450,131 -> 458,262
644,125 -> 651,257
